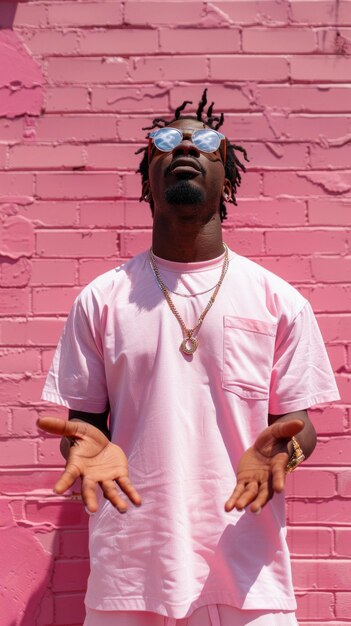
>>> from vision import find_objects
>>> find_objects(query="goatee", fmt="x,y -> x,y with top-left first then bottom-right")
165,180 -> 204,206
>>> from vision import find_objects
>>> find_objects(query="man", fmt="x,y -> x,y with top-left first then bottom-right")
39,91 -> 339,626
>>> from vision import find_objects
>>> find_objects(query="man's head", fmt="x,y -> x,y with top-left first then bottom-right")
137,90 -> 249,223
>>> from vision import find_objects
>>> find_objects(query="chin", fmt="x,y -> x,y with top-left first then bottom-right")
164,180 -> 204,206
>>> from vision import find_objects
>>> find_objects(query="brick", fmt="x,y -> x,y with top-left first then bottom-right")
45,87 -> 90,113
25,501 -> 88,528
304,437 -> 351,466
159,28 -> 240,53
266,229 -> 347,255
335,529 -> 351,557
0,118 -> 25,141
309,199 -> 351,225
170,84 -> 251,112
285,469 -> 336,498
52,560 -> 89,592
36,173 -> 122,199
124,1 -> 203,25
48,2 -> 123,27
290,2 -> 351,25
0,173 -> 33,196
19,201 -> 78,228
1,318 -> 64,347
42,348 -> 55,373
242,28 -> 317,53
12,408 -> 48,437
47,57 -> 129,84
0,144 -> 7,168
0,215 -> 34,259
311,257 -> 351,283
287,526 -> 333,556
263,114 -> 351,142
20,30 -> 78,55
60,530 -> 89,558
0,257 -> 31,288
79,202 -> 124,227
54,593 -> 85,625
85,143 -> 140,170
215,1 -> 289,24
0,348 -> 41,375
244,142 -> 308,170
118,115 -> 165,141
210,56 -> 289,81
337,469 -> 351,496
256,85 -> 351,113
9,145 -> 86,170
0,85 -> 39,118
79,259 -> 120,285
15,375 -> 48,405
38,437 -> 67,466
334,375 -> 351,403
0,440 -> 36,466
325,344 -> 347,371
35,115 -> 117,141
316,27 -> 351,53
309,406 -> 347,435
124,201 -> 153,228
36,231 -> 117,258
223,229 -> 265,256
91,85 -> 170,113
335,592 -> 351,618
291,55 -> 351,81
131,56 -> 208,81
31,259 -> 76,286
254,256 -> 312,283
292,559 -> 351,589
317,314 -> 351,342
296,592 -> 334,620
0,288 -> 30,316
32,287 -> 82,315
80,29 -> 158,55
0,468 -> 62,491
302,285 -> 351,313
310,144 -> 351,169
12,2 -> 47,27
225,199 -> 307,228
120,230 -> 152,257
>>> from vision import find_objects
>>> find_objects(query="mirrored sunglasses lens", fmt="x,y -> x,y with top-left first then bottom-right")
154,128 -> 181,152
193,130 -> 220,152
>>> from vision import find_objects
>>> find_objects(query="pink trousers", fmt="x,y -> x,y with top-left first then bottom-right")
84,605 -> 298,626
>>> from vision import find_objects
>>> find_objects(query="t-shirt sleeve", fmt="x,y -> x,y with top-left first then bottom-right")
41,290 -> 108,413
269,301 -> 340,415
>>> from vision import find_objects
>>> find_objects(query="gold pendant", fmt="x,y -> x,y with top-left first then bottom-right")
181,336 -> 198,355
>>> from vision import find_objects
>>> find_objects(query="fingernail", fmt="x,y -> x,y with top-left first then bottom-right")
254,507 -> 262,515
84,506 -> 95,516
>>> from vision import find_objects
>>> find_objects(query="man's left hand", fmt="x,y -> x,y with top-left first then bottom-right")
225,419 -> 304,514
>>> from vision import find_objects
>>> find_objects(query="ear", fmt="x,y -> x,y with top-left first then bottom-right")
142,181 -> 152,203
221,178 -> 233,203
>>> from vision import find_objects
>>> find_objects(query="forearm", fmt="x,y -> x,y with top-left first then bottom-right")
268,409 -> 317,460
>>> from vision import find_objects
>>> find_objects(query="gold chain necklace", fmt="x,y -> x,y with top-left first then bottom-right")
149,244 -> 229,355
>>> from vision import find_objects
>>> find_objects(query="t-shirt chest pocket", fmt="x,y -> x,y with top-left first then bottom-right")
222,316 -> 277,400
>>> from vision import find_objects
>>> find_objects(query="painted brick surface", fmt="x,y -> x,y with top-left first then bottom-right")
0,1 -> 348,625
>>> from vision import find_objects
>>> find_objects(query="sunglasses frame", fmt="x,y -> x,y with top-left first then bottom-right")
148,127 -> 227,163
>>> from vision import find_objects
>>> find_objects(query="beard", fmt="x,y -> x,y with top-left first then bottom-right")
165,180 -> 204,206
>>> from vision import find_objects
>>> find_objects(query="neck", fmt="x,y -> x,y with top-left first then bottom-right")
152,213 -> 224,262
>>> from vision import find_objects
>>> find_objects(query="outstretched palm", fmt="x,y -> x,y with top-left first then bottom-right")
37,417 -> 141,513
225,419 -> 304,514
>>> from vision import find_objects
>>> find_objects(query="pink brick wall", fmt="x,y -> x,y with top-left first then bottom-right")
0,1 -> 349,624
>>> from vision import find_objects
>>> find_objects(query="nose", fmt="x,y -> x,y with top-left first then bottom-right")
172,138 -> 200,158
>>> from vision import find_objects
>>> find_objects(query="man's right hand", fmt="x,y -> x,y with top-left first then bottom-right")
37,417 -> 142,513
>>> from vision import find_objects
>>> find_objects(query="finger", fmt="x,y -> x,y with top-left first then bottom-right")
234,481 -> 260,511
37,416 -> 83,439
53,462 -> 81,494
117,476 -> 142,507
270,419 -> 305,441
81,476 -> 99,513
271,452 -> 290,492
225,483 -> 245,512
250,483 -> 271,513
100,480 -> 128,513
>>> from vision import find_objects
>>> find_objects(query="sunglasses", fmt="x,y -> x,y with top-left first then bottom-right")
148,127 -> 226,162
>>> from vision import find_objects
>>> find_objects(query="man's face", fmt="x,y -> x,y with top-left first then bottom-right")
145,118 -> 231,223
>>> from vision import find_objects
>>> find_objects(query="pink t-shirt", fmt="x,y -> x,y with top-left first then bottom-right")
42,248 -> 339,618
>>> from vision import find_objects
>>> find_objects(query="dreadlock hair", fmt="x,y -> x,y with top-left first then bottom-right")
136,89 -> 249,222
